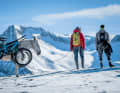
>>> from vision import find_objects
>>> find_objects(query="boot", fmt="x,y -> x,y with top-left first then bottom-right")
100,63 -> 103,68
100,61 -> 103,68
81,60 -> 84,68
82,63 -> 84,68
16,74 -> 19,77
75,61 -> 79,70
109,62 -> 114,68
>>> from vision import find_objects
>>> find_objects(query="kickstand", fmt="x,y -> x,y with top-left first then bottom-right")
15,63 -> 19,77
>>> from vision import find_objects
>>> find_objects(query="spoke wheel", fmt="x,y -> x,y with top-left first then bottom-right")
15,48 -> 32,67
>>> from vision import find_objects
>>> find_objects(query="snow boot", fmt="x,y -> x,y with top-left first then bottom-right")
81,59 -> 84,68
100,61 -> 103,68
16,74 -> 19,77
75,61 -> 79,70
109,62 -> 114,68
81,62 -> 84,68
82,64 -> 84,68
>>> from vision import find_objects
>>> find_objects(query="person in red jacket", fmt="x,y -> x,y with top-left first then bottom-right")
70,27 -> 85,69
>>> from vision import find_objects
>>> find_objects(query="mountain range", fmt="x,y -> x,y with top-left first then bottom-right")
0,25 -> 120,76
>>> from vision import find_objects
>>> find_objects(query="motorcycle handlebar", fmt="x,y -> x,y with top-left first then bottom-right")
17,35 -> 26,41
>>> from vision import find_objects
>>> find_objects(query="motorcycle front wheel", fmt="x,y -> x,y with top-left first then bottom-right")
15,48 -> 32,67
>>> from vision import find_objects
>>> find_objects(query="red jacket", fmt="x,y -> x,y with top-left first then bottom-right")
70,29 -> 85,51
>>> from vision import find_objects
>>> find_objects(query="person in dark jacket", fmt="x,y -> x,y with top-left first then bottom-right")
70,27 -> 85,69
96,24 -> 114,68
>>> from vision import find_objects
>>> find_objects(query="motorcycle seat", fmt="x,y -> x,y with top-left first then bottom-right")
0,37 -> 7,41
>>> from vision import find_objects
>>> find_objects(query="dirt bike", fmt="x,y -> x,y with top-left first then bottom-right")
0,35 -> 32,67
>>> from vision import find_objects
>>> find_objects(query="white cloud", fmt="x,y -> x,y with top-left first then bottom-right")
32,4 -> 120,24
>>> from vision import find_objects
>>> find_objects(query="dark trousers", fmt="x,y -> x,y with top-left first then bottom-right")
97,47 -> 112,68
98,48 -> 111,61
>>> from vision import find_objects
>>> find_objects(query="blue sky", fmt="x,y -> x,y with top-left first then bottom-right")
0,0 -> 120,35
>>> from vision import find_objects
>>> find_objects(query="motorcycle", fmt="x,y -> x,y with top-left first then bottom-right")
0,35 -> 32,67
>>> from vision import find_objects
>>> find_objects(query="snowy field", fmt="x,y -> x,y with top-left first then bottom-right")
0,67 -> 120,93
0,25 -> 120,93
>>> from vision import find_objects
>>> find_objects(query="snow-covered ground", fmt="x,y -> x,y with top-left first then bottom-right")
0,25 -> 120,93
0,67 -> 120,93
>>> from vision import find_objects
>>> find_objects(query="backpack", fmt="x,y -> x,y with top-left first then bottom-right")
72,32 -> 80,46
99,32 -> 105,42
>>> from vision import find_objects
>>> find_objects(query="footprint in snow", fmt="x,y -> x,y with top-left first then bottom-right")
104,80 -> 112,83
115,71 -> 120,73
84,83 -> 89,86
20,91 -> 29,93
22,85 -> 37,88
15,91 -> 29,93
88,81 -> 93,83
116,75 -> 120,77
98,90 -> 107,93
93,86 -> 97,89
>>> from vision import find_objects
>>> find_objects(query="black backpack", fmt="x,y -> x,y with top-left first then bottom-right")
99,32 -> 105,42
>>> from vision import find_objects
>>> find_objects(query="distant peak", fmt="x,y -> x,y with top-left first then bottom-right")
8,24 -> 21,31
13,25 -> 21,30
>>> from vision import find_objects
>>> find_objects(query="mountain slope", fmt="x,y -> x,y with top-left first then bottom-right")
0,25 -> 120,76
0,25 -> 120,93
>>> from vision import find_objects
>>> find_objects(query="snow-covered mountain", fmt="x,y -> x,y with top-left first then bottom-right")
1,25 -> 70,51
0,25 -> 120,93
0,25 -> 120,77
1,25 -> 96,51
0,25 -> 73,76
111,34 -> 120,43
